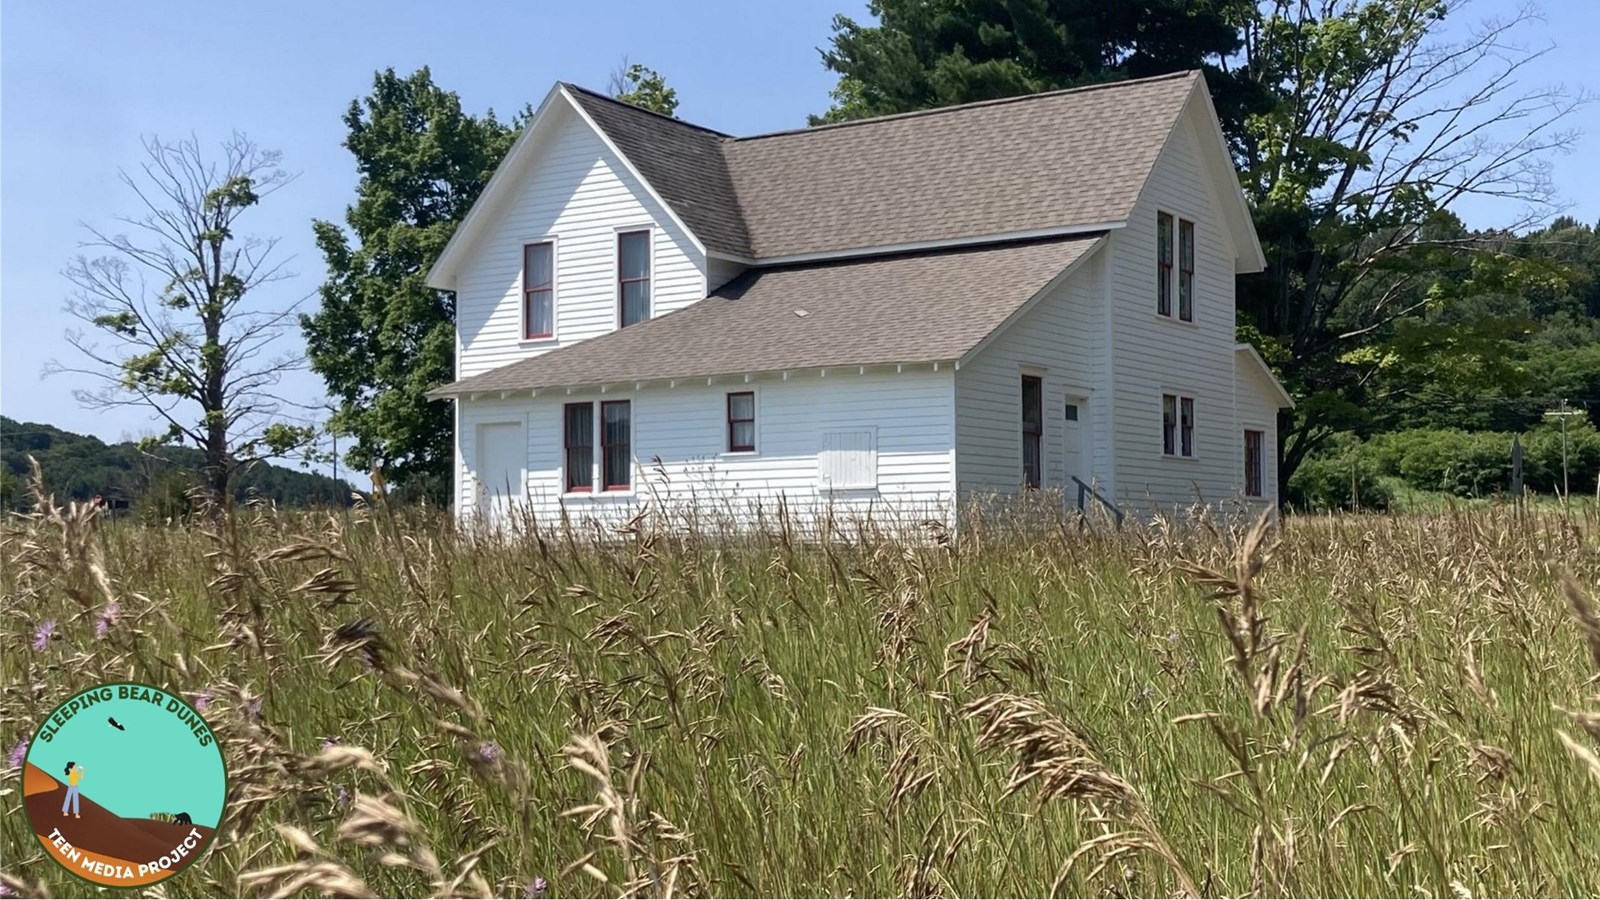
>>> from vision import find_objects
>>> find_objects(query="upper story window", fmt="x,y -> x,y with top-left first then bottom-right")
1157,213 -> 1195,322
727,391 -> 756,453
1163,393 -> 1195,458
1178,219 -> 1195,322
618,229 -> 651,328
523,241 -> 554,340
1157,212 -> 1173,317
1244,429 -> 1265,497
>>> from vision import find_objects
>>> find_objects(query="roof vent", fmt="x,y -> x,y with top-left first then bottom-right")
794,309 -> 810,318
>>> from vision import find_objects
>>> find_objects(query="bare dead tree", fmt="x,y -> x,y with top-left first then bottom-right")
1231,0 -> 1586,484
48,134 -> 314,506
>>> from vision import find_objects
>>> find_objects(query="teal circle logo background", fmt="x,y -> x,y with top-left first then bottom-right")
22,682 -> 226,887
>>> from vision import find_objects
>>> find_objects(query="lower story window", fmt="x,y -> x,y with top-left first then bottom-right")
727,391 -> 755,452
601,400 -> 631,490
564,403 -> 594,492
1244,429 -> 1265,497
1163,393 -> 1195,458
1022,375 -> 1043,488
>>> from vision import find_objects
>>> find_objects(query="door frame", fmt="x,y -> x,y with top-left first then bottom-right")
474,416 -> 529,519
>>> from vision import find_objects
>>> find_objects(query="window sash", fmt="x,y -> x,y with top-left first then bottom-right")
524,242 -> 554,339
1178,219 -> 1194,322
727,392 -> 756,452
1244,430 -> 1264,497
601,400 -> 631,490
1162,394 -> 1178,455
1180,397 -> 1195,457
1022,376 -> 1043,488
563,402 -> 593,492
618,231 -> 651,327
1157,212 -> 1174,317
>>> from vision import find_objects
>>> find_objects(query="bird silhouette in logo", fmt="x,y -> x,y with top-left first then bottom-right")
108,717 -> 126,731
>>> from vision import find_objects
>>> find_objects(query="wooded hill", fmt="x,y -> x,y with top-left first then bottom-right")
1,417 -> 356,514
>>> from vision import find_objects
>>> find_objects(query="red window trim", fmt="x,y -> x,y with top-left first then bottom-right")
600,400 -> 631,491
617,229 -> 651,328
523,241 -> 554,340
563,402 -> 593,492
1178,219 -> 1195,323
727,391 -> 755,452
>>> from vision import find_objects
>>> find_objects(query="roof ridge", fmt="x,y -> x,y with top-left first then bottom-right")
731,70 -> 1201,142
559,81 -> 735,139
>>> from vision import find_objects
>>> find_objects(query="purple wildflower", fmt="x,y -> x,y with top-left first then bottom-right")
0,881 -> 15,897
8,740 -> 27,770
94,602 -> 120,638
192,691 -> 213,712
31,620 -> 55,651
524,877 -> 548,898
245,696 -> 263,721
321,737 -> 341,752
335,786 -> 351,808
475,741 -> 503,764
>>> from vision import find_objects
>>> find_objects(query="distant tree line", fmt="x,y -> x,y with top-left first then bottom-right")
1,416 -> 356,517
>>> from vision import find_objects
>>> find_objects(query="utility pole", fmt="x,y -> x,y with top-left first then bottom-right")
1543,398 -> 1583,505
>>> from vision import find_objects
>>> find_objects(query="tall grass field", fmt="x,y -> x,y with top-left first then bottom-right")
4,472 -> 1599,898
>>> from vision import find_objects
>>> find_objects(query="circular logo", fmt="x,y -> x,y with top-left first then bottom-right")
21,682 -> 227,888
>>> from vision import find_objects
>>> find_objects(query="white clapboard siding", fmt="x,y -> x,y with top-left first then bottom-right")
1234,352 -> 1283,506
1105,106 -> 1246,512
455,369 -> 956,529
953,250 -> 1113,496
453,100 -> 707,379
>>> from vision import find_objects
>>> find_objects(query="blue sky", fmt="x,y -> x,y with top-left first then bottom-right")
2,0 -> 1596,470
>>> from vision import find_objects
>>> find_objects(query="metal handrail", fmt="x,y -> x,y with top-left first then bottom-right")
1071,476 -> 1124,528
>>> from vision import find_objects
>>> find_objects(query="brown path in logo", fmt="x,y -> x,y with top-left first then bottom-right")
23,764 -> 215,886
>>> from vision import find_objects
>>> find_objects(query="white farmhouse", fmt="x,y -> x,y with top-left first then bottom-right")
426,71 -> 1293,529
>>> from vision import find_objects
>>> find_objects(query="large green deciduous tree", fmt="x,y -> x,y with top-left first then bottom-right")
302,68 -> 518,503
610,61 -> 680,116
813,0 -> 1271,141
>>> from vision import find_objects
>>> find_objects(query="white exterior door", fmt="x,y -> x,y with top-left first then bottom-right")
1062,396 -> 1088,487
475,422 -> 526,524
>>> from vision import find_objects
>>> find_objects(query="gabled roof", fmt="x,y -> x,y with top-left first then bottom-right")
429,235 -> 1103,396
563,85 -> 753,258
429,70 -> 1257,288
716,72 -> 1195,260
1235,344 -> 1295,409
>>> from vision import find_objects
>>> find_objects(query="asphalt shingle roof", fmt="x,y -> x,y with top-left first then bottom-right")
563,71 -> 1197,259
431,235 -> 1102,396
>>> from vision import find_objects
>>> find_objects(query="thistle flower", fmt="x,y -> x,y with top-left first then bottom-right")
7,740 -> 27,770
524,877 -> 548,898
192,691 -> 213,713
94,602 -> 120,638
475,741 -> 503,763
32,620 -> 55,651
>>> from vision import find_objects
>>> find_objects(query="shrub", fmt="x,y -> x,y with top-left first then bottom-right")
1287,448 -> 1394,512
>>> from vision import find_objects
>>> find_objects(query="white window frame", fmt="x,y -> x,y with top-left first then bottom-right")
561,397 -> 637,497
1155,211 -> 1198,326
1161,392 -> 1198,459
519,235 -> 559,344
